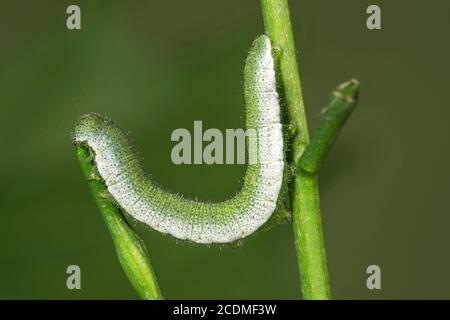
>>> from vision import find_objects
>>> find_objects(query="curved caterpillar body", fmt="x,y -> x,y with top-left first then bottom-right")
74,35 -> 284,243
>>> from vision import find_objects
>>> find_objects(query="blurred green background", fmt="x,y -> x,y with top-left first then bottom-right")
1,0 -> 449,299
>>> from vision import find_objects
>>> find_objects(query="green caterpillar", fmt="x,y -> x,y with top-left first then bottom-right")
73,35 -> 285,243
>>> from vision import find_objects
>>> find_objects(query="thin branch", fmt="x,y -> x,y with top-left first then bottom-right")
76,145 -> 163,300
261,0 -> 331,299
300,79 -> 360,174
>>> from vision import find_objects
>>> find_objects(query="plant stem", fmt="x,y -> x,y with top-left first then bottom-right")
300,79 -> 360,174
76,145 -> 163,300
261,0 -> 331,299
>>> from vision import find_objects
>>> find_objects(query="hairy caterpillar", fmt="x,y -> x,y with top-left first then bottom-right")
74,35 -> 285,243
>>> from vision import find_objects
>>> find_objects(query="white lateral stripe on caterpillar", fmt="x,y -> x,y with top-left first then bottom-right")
74,35 -> 284,243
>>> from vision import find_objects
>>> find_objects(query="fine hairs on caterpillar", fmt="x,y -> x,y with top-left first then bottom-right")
74,35 -> 285,244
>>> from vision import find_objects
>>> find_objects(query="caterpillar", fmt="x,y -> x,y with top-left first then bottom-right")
73,35 -> 285,244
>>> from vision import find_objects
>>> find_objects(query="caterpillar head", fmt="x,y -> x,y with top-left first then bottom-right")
73,113 -> 106,144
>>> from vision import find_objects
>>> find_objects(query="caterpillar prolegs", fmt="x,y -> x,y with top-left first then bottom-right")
74,35 -> 285,244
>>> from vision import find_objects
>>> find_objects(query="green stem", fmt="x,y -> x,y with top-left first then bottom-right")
76,145 -> 163,300
261,0 -> 331,299
300,79 -> 360,174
